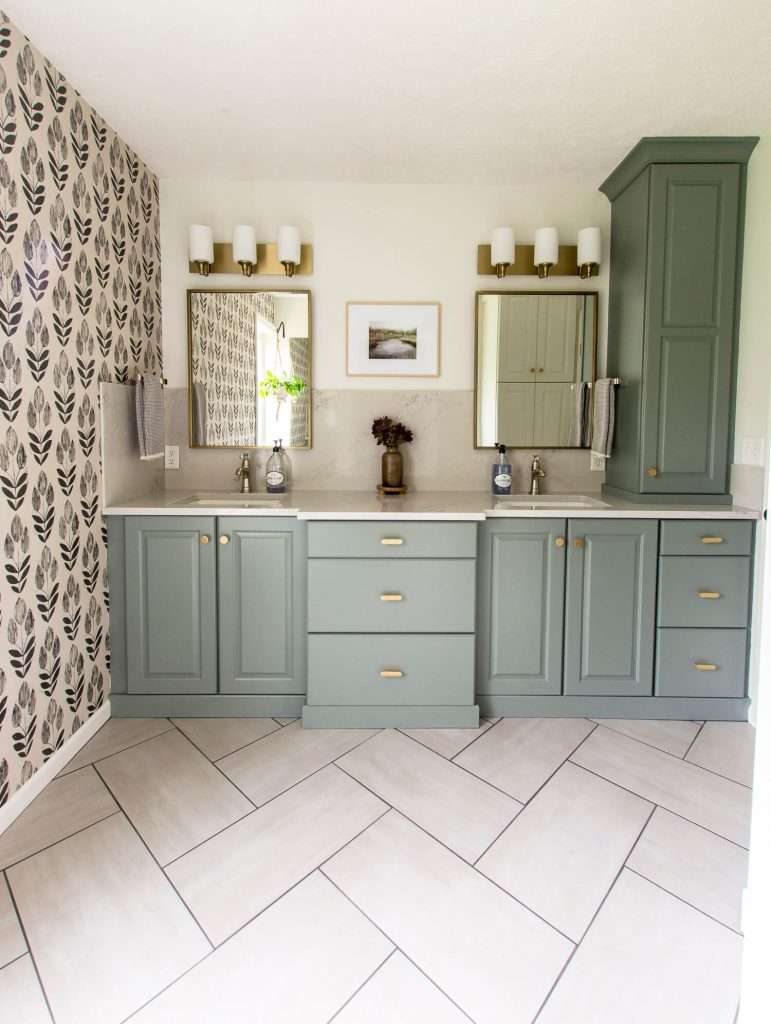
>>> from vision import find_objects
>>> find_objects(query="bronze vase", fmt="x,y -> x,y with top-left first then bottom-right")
381,446 -> 403,488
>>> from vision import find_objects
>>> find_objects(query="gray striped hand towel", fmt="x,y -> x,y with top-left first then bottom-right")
591,378 -> 615,460
135,375 -> 165,460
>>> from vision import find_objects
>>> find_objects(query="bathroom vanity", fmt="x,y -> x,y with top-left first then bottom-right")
105,492 -> 757,726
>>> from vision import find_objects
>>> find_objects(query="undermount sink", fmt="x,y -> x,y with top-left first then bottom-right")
494,494 -> 610,510
175,493 -> 285,508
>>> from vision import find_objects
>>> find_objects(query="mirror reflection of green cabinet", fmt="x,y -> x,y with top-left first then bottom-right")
601,138 -> 758,501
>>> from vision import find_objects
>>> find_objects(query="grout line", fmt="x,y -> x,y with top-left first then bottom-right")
0,809 -> 123,873
449,716 -> 507,762
91,766 -> 215,952
0,951 -> 30,972
161,807 -> 258,869
324,948 -> 398,1023
166,722 -> 258,809
624,865 -> 744,936
4,882 -> 57,1024
566,759 -> 750,851
589,718 -> 705,761
56,722 -> 176,776
209,725 -> 286,763
682,721 -> 706,760
472,809 -> 522,868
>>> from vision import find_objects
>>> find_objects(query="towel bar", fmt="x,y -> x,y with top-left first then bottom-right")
586,378 -> 623,388
128,374 -> 168,386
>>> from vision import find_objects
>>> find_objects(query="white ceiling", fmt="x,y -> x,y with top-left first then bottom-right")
5,0 -> 771,185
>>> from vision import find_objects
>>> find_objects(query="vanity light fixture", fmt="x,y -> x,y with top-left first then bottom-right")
189,224 -> 214,276
232,224 -> 257,276
534,227 -> 559,278
277,225 -> 301,277
577,226 -> 602,279
491,227 -> 515,279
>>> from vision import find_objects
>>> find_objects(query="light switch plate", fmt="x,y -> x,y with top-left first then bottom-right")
590,452 -> 606,472
164,445 -> 180,470
742,436 -> 765,467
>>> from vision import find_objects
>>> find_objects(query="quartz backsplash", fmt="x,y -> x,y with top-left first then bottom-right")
163,387 -> 604,494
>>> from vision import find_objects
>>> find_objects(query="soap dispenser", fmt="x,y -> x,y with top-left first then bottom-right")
492,443 -> 512,495
266,439 -> 288,493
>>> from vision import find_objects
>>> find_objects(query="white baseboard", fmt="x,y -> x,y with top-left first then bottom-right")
0,701 -> 111,836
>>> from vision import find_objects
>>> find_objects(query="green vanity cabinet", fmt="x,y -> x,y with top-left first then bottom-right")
124,516 -> 218,694
564,520 -> 658,697
600,138 -> 758,502
477,519 -> 566,696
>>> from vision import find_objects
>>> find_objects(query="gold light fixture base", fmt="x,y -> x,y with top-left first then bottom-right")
477,243 -> 592,278
495,263 -> 510,279
537,263 -> 553,279
579,262 -> 599,279
281,260 -> 296,278
238,261 -> 254,277
196,261 -> 211,277
189,242 -> 313,277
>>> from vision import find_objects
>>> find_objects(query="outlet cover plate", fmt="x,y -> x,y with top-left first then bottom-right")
164,445 -> 180,470
590,452 -> 606,472
742,436 -> 765,467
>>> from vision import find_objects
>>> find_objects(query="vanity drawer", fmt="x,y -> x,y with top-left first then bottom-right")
657,556 -> 751,628
307,634 -> 474,705
659,520 -> 753,557
307,521 -> 477,559
655,628 -> 747,698
308,558 -> 476,633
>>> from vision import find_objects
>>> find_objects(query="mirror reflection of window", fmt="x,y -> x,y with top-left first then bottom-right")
476,292 -> 597,449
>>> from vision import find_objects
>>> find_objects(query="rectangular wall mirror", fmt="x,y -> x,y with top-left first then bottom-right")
187,288 -> 312,449
475,291 -> 598,448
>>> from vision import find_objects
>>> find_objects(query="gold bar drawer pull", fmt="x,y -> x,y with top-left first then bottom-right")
380,593 -> 403,602
381,537 -> 404,546
701,536 -> 724,544
694,662 -> 718,672
380,669 -> 404,679
697,591 -> 721,599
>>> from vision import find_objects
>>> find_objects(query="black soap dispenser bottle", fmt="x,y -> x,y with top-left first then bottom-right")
492,443 -> 512,495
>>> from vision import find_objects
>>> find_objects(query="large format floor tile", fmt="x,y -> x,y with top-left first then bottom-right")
0,768 -> 117,870
132,872 -> 392,1024
571,726 -> 752,846
478,762 -> 652,940
325,811 -> 572,1024
60,718 -> 174,774
686,722 -> 755,787
7,814 -> 209,1024
538,870 -> 742,1024
627,807 -> 748,931
400,719 -> 494,760
167,765 -> 387,945
218,721 -> 378,805
0,872 -> 26,967
0,955 -> 52,1024
337,729 -> 520,862
171,717 -> 280,761
334,951 -> 468,1024
96,729 -> 253,865
592,718 -> 702,757
455,718 -> 595,802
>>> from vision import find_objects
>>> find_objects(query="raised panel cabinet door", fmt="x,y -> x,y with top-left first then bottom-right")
496,295 -> 539,382
477,519 -> 566,695
125,516 -> 217,694
564,520 -> 658,696
536,294 -> 579,382
217,517 -> 306,694
641,163 -> 740,493
497,383 -> 535,447
533,383 -> 575,447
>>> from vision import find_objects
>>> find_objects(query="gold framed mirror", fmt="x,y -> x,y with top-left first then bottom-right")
187,288 -> 312,449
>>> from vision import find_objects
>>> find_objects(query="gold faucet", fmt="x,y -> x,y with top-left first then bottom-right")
235,453 -> 251,494
530,454 -> 546,496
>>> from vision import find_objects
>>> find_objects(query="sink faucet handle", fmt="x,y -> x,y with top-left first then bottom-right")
235,452 -> 252,493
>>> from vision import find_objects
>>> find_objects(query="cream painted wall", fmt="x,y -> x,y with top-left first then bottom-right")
159,180 -> 611,390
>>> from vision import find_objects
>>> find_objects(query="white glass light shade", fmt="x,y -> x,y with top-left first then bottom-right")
232,224 -> 257,265
534,227 -> 559,268
189,224 -> 214,265
491,227 -> 515,268
277,225 -> 301,267
577,226 -> 602,268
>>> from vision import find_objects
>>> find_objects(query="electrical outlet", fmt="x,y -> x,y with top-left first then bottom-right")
164,445 -> 180,470
742,436 -> 765,467
590,452 -> 606,472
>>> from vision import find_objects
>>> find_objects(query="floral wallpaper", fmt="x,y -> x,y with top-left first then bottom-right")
0,11 -> 161,806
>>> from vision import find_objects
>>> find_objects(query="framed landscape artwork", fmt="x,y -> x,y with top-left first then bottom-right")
346,302 -> 441,377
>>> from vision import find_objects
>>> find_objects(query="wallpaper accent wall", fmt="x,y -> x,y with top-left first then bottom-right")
0,12 -> 161,806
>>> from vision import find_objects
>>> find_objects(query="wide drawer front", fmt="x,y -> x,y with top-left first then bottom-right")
655,628 -> 747,698
657,556 -> 750,628
307,521 -> 477,559
308,558 -> 476,633
659,520 -> 753,557
307,634 -> 474,705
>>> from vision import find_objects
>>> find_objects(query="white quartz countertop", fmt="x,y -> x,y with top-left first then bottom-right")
103,490 -> 760,521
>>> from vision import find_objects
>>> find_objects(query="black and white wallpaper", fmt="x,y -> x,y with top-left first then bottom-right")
0,11 -> 161,806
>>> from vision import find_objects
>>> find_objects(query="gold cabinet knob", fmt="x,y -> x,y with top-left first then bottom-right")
701,536 -> 724,545
381,538 -> 404,546
530,367 -> 536,373
574,537 -> 585,549
538,367 -> 544,373
380,669 -> 404,678
200,535 -> 210,545
697,591 -> 721,599
219,535 -> 230,545
380,593 -> 403,602
694,662 -> 718,671
555,537 -> 565,547
646,467 -> 658,477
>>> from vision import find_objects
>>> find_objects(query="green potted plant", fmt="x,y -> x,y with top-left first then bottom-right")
258,371 -> 306,403
372,416 -> 414,492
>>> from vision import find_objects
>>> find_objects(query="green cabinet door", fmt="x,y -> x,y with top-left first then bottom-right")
640,164 -> 740,494
126,516 -> 217,694
477,519 -> 566,695
564,520 -> 657,696
217,517 -> 306,694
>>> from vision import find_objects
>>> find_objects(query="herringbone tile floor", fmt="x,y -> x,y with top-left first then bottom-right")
0,715 -> 754,1023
